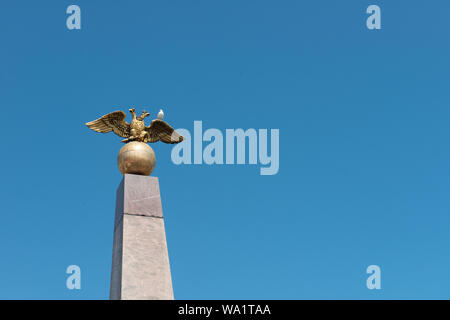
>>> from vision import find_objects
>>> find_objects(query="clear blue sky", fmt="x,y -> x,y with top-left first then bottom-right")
1,0 -> 450,299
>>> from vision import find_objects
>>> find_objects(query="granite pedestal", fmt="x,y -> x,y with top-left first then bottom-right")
110,174 -> 174,300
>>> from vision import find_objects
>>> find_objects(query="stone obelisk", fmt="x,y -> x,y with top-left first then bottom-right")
85,107 -> 184,300
110,173 -> 174,300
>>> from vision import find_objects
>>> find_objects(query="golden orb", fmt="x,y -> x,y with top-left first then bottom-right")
117,141 -> 156,176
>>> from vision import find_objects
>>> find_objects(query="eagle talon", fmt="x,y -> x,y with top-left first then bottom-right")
122,136 -> 138,143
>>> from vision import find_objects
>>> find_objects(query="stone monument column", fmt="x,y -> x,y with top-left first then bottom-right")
110,173 -> 174,300
86,107 -> 184,300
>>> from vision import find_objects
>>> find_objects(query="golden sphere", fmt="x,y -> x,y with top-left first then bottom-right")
117,142 -> 156,176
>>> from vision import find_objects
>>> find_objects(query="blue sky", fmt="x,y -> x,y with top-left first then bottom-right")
1,0 -> 450,299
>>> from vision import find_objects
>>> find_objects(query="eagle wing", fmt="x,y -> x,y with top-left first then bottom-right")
86,111 -> 131,138
144,119 -> 184,144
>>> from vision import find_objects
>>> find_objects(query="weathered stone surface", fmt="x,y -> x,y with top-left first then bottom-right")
123,174 -> 164,218
110,174 -> 174,300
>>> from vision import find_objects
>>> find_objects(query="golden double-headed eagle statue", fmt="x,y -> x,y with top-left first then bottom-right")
86,108 -> 184,144
86,108 -> 184,176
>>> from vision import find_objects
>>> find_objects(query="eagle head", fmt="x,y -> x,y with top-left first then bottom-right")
137,110 -> 150,121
